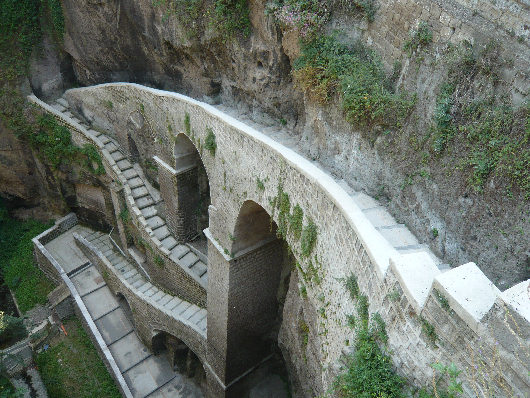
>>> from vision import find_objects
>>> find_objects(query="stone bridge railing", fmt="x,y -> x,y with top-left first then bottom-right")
33,84 -> 529,396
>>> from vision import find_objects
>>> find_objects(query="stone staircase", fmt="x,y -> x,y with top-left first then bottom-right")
338,181 -> 450,272
52,96 -> 208,284
77,229 -> 207,335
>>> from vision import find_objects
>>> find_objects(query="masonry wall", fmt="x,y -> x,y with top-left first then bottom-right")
56,84 -> 530,396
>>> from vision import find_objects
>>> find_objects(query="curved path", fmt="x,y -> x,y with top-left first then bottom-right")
39,220 -> 204,398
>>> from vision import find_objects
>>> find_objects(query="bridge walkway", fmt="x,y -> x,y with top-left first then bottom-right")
44,224 -> 204,398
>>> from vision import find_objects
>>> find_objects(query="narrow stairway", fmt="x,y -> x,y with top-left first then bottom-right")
52,97 -> 209,285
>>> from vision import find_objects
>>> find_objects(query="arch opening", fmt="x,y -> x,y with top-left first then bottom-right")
226,200 -> 293,396
128,134 -> 140,164
151,330 -> 206,393
172,134 -> 210,250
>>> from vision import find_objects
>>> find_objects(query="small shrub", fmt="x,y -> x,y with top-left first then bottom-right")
256,177 -> 265,191
345,274 -> 359,300
272,0 -> 330,39
204,128 -> 217,156
0,312 -> 27,346
299,319 -> 309,347
420,316 -> 437,346
119,208 -> 130,224
154,255 -> 165,268
294,35 -> 415,129
404,22 -> 433,56
212,0 -> 251,39
184,112 -> 191,135
433,289 -> 450,312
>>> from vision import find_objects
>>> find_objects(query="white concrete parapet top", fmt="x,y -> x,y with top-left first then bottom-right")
433,262 -> 501,333
389,252 -> 440,313
498,280 -> 530,323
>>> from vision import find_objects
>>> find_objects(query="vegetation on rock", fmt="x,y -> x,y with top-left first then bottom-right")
0,200 -> 54,313
294,35 -> 415,129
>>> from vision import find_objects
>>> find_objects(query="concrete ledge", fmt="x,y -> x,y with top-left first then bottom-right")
498,280 -> 530,323
433,262 -> 501,333
389,252 -> 440,313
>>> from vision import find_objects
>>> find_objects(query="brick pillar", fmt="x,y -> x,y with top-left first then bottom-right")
205,229 -> 283,397
154,156 -> 199,242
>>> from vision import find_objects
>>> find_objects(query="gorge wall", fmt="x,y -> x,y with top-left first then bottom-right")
10,0 -> 528,289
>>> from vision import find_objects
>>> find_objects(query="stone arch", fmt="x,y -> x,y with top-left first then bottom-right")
207,200 -> 293,393
115,292 -> 137,328
127,134 -> 140,163
150,329 -> 207,392
157,132 -> 211,243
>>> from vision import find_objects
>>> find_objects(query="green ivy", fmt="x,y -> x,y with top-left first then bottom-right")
204,127 -> 217,156
289,204 -> 304,241
335,288 -> 404,397
300,218 -> 317,257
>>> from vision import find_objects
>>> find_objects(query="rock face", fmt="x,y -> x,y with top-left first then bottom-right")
62,0 -> 298,119
0,121 -> 40,205
56,0 -> 529,290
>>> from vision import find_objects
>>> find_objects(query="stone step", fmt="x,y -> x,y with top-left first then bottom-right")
146,216 -> 165,230
164,297 -> 183,311
352,191 -> 379,210
99,135 -> 111,144
182,305 -> 200,320
189,309 -> 204,324
114,261 -> 129,272
198,317 -> 207,331
132,278 -> 145,289
151,290 -> 165,302
105,142 -> 118,152
141,206 -> 158,219
123,269 -> 139,280
138,282 -> 153,294
128,177 -> 144,189
180,252 -> 199,269
377,224 -> 418,248
158,295 -> 173,307
363,206 -> 397,228
153,225 -> 170,241
57,97 -> 69,107
160,236 -> 178,251
191,261 -> 207,278
200,273 -> 208,284
107,253 -> 120,265
170,245 -> 190,262
111,151 -> 125,162
122,168 -> 138,179
136,196 -> 155,210
144,286 -> 159,298
131,186 -> 149,199
117,159 -> 132,171
52,103 -> 66,112
173,301 -> 191,316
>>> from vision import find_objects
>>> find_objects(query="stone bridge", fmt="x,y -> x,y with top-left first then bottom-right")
30,83 -> 529,397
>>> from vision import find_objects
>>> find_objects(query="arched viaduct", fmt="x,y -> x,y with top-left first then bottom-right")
30,84 -> 529,398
